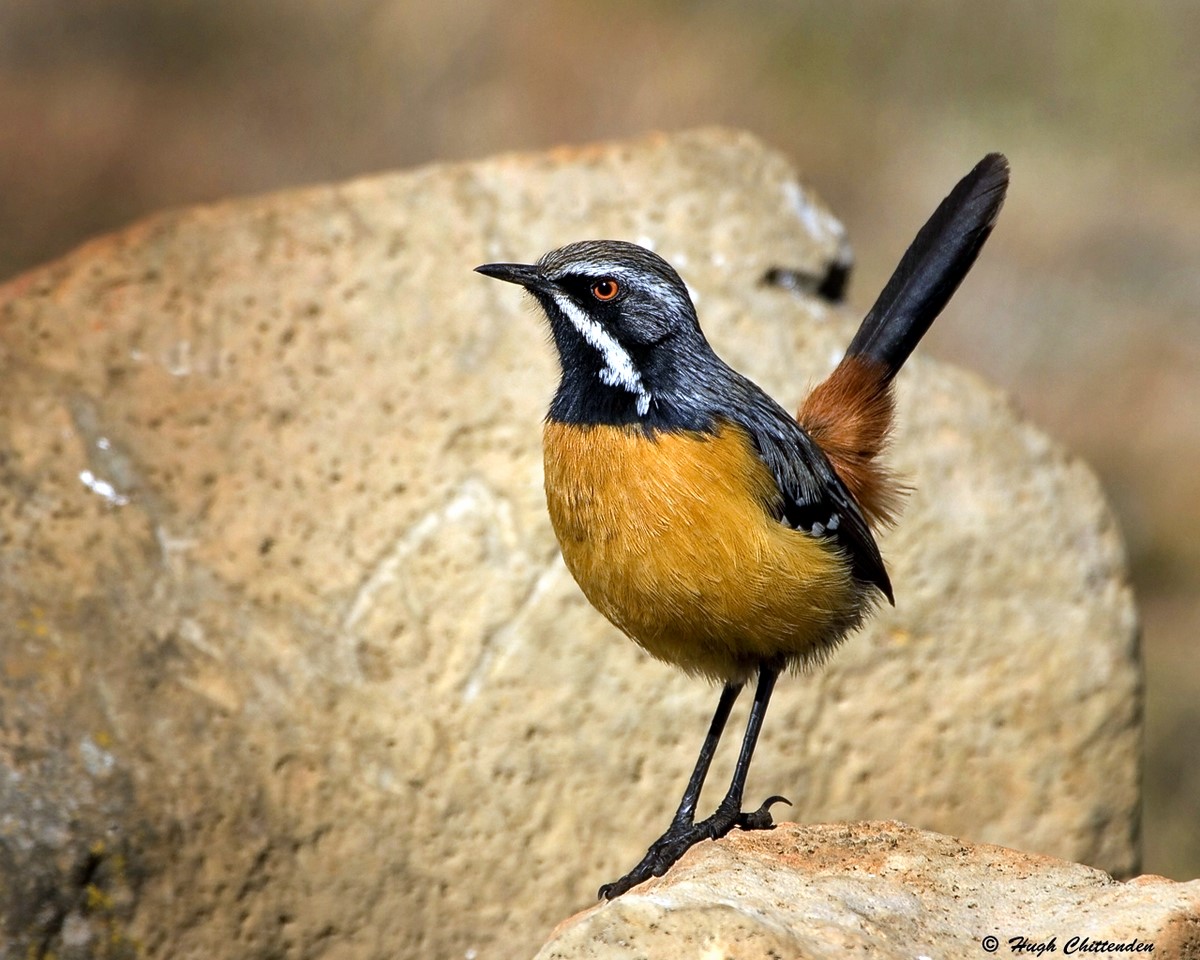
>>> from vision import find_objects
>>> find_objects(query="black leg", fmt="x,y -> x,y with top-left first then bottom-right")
597,681 -> 741,901
598,662 -> 790,900
669,680 -> 743,827
714,661 -> 788,829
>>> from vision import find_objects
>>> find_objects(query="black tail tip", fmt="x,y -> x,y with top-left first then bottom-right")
977,152 -> 1010,174
968,153 -> 1011,211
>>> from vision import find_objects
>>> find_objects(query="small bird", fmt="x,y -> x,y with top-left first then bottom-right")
476,153 -> 1009,900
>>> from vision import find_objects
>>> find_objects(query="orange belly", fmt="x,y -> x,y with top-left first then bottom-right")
543,419 -> 863,681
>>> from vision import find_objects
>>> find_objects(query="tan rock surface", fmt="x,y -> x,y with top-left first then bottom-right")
537,822 -> 1200,960
0,130 -> 1140,959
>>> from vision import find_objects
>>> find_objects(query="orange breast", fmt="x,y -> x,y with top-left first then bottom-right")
542,419 -> 863,682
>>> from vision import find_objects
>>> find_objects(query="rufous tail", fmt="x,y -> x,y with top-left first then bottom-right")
798,153 -> 1010,526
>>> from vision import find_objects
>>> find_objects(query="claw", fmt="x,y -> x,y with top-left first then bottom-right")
735,794 -> 791,831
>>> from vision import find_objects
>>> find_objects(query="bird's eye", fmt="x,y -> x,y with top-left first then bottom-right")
590,278 -> 620,301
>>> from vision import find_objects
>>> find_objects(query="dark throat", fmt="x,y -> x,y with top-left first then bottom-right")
547,345 -> 725,435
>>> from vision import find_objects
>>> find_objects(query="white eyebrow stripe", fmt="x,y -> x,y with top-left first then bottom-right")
547,261 -> 690,312
550,291 -> 652,416
555,260 -> 636,277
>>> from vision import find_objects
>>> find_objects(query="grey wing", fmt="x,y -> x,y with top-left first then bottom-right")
736,390 -> 894,604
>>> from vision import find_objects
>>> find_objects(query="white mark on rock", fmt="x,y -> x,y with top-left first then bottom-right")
155,526 -> 196,559
80,735 -> 115,776
166,339 -> 192,376
782,180 -> 847,247
179,617 -> 222,659
79,469 -> 130,507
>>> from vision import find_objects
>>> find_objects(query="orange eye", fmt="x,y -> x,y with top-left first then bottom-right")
591,278 -> 620,301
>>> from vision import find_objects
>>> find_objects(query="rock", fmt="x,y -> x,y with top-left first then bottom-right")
536,822 -> 1200,960
0,129 -> 1141,960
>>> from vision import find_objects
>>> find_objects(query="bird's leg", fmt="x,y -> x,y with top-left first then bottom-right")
597,680 -> 741,900
667,680 -> 743,828
707,661 -> 789,831
598,663 -> 790,900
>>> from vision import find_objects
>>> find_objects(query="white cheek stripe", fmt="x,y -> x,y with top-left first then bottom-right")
551,292 -> 652,416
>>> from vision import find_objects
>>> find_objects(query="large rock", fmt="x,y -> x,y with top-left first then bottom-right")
537,822 -> 1200,960
0,130 -> 1140,959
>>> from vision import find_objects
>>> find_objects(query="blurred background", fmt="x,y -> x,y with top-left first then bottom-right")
1,0 -> 1195,878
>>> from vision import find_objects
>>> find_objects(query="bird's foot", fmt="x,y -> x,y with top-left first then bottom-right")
597,795 -> 791,900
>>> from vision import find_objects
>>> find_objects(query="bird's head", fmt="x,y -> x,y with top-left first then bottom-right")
476,240 -> 713,424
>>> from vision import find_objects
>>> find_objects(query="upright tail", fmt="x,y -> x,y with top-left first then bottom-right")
844,153 -> 1010,377
798,153 -> 1010,526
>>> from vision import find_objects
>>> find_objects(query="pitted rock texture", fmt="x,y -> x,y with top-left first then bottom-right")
537,822 -> 1199,960
0,129 -> 1140,959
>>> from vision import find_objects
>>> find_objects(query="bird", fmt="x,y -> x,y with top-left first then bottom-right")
475,153 -> 1009,900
